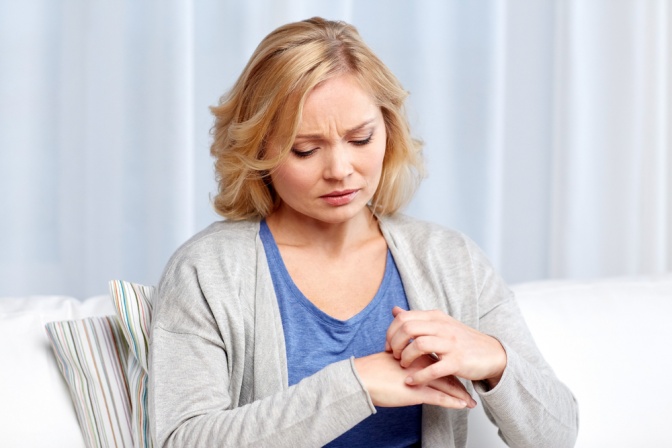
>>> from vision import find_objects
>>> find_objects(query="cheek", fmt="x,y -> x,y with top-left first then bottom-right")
272,163 -> 313,195
366,141 -> 387,176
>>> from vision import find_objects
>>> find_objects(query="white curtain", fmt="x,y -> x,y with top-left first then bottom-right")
1,0 -> 670,298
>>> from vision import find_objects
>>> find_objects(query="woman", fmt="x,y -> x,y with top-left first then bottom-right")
148,17 -> 578,447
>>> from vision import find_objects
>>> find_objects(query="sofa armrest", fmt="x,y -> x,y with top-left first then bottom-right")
0,295 -> 114,447
468,274 -> 672,447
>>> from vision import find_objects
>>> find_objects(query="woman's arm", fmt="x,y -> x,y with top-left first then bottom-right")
385,233 -> 579,448
149,240 -> 475,448
474,295 -> 579,448
150,326 -> 475,447
149,324 -> 373,448
385,300 -> 578,447
148,245 -> 375,448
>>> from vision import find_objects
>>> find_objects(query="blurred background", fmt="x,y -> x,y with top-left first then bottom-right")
1,0 -> 670,298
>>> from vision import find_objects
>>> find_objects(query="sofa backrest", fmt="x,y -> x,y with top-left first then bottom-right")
2,274 -> 670,447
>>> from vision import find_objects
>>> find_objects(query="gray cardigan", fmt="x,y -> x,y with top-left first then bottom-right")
148,214 -> 579,447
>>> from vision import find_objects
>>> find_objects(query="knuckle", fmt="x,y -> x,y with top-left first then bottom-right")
401,321 -> 415,334
427,362 -> 441,377
414,337 -> 430,352
397,312 -> 410,323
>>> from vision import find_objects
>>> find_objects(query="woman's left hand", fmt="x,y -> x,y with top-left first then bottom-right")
385,306 -> 507,389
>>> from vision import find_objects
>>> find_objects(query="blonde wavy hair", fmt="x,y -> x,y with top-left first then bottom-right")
210,17 -> 425,220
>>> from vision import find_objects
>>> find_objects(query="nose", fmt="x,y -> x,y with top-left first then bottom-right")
323,145 -> 354,180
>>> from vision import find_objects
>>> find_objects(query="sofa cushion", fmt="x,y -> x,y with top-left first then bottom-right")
45,315 -> 134,448
109,280 -> 155,448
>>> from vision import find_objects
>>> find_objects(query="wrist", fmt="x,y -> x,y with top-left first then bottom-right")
352,354 -> 377,393
482,374 -> 502,391
483,336 -> 507,389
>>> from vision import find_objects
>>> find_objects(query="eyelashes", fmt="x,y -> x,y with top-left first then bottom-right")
351,135 -> 372,146
291,148 -> 316,158
291,134 -> 374,158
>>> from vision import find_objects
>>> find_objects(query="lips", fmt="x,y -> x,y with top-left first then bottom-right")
320,189 -> 360,206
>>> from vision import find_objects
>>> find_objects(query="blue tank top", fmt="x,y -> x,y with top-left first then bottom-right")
259,220 -> 422,447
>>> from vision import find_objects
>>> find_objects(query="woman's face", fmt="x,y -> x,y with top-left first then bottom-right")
268,73 -> 386,225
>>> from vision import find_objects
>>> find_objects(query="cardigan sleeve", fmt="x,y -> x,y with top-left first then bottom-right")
148,238 -> 375,448
466,237 -> 579,448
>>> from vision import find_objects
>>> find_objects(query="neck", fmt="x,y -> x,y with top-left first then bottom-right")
265,206 -> 380,255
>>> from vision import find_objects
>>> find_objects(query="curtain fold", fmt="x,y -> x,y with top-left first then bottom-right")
1,0 -> 670,298
550,0 -> 671,279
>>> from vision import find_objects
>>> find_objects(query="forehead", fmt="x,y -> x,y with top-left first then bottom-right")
297,74 -> 380,132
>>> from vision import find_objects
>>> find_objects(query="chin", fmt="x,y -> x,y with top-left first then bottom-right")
323,205 -> 372,223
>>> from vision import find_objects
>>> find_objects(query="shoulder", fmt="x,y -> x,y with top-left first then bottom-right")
379,213 -> 493,282
153,220 -> 261,328
161,219 -> 260,278
378,213 -> 472,255
172,219 -> 259,259
380,214 -> 510,319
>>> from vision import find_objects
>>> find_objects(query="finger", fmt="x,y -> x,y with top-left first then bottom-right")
406,358 -> 460,386
428,375 -> 477,408
385,307 -> 406,351
386,309 -> 424,344
389,320 -> 441,360
386,309 -> 447,352
392,306 -> 404,317
399,335 -> 445,367
385,308 -> 409,352
410,384 -> 470,409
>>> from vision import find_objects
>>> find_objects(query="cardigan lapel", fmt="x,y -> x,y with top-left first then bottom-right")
252,225 -> 290,399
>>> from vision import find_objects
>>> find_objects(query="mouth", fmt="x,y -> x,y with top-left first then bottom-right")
320,189 -> 360,206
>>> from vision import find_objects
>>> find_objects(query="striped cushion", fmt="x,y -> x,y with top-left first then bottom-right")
45,316 -> 134,448
109,280 -> 155,448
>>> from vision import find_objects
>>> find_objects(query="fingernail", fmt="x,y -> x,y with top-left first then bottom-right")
405,376 -> 414,385
459,400 -> 468,408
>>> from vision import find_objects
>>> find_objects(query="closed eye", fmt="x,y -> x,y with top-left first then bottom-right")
291,148 -> 317,158
351,134 -> 373,146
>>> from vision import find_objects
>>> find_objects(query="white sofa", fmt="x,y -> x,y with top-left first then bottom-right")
2,274 -> 671,447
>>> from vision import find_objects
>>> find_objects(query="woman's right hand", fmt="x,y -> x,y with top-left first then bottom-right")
353,352 -> 477,409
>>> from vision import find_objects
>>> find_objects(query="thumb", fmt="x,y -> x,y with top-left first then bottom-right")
386,306 -> 405,352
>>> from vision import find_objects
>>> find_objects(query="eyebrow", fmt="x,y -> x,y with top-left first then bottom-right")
295,118 -> 376,140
